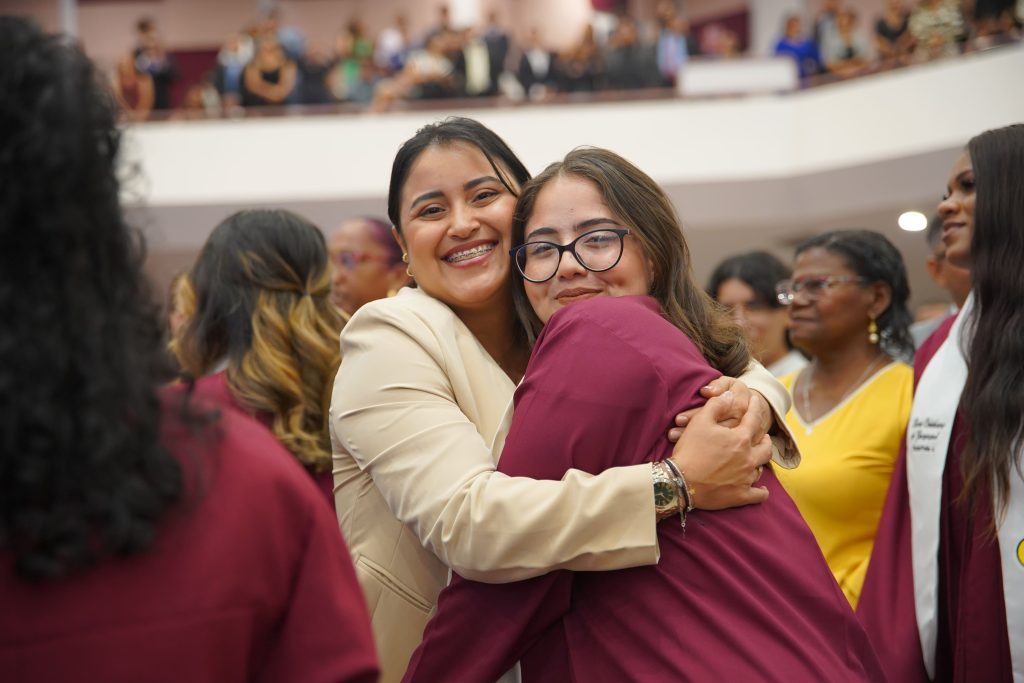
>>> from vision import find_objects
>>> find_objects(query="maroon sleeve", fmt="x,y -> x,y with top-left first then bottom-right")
404,300 -> 675,682
255,497 -> 379,683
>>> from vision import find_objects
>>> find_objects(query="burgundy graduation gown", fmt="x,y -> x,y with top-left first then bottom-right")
0,388 -> 378,683
858,314 -> 1012,682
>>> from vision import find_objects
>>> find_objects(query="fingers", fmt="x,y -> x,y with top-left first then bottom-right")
667,427 -> 682,443
742,485 -> 770,505
752,434 -> 773,467
698,376 -> 735,398
734,395 -> 766,442
699,391 -> 735,423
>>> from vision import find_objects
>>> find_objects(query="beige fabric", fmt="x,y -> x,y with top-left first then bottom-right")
331,287 -> 795,681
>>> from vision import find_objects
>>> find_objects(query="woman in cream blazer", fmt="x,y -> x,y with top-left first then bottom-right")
331,118 -> 795,681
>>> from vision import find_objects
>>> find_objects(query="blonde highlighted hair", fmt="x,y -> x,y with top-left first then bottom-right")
173,209 -> 344,472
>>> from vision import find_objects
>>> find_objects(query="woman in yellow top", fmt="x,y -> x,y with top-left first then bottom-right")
774,229 -> 914,608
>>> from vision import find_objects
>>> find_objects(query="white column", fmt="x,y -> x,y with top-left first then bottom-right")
58,0 -> 77,37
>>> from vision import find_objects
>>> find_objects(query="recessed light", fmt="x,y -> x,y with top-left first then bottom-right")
898,211 -> 928,232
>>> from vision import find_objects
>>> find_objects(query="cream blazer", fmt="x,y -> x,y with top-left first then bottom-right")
331,287 -> 795,682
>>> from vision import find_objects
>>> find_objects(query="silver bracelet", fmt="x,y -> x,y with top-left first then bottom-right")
663,459 -> 695,530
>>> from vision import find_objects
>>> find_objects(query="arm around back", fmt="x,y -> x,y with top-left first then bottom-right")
330,290 -> 657,582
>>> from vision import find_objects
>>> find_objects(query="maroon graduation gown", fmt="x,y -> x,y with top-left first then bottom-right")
0,389 -> 378,683
858,314 -> 1012,683
404,295 -> 884,683
190,371 -> 336,509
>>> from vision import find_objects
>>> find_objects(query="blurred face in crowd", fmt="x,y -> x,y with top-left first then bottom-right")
521,175 -> 651,325
716,277 -> 791,365
937,151 -> 975,270
395,142 -> 519,316
786,247 -> 888,356
328,219 -> 407,315
785,17 -> 802,39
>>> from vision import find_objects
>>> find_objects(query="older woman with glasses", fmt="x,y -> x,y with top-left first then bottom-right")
773,229 -> 915,609
403,147 -> 883,682
327,216 -> 410,316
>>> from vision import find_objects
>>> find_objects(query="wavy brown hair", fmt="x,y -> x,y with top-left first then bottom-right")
960,124 -> 1024,520
174,209 -> 344,472
511,147 -> 750,377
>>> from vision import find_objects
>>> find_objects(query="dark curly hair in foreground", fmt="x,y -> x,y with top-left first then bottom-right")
0,17 -> 186,580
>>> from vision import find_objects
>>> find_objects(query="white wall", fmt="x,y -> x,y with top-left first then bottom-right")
122,44 -> 1024,210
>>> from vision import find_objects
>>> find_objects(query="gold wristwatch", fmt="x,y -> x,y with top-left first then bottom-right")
652,461 -> 680,520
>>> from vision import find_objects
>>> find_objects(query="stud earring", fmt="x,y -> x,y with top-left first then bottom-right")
868,318 -> 879,345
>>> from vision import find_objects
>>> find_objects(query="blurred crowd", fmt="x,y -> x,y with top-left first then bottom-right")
112,0 -> 1023,119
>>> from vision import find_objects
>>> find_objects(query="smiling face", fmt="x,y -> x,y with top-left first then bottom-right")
395,142 -> 519,316
937,151 -> 975,269
522,175 -> 652,325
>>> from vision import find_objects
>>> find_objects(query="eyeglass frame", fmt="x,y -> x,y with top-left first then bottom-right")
774,275 -> 868,305
510,228 -> 631,284
330,249 -> 399,271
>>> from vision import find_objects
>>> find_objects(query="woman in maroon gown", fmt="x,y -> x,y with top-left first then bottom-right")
172,209 -> 346,508
0,18 -> 376,682
858,125 -> 1024,682
404,147 -> 884,682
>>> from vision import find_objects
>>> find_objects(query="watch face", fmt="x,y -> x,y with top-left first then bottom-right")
654,481 -> 676,507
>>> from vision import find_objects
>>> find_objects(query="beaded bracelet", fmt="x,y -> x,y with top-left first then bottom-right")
663,458 -> 695,530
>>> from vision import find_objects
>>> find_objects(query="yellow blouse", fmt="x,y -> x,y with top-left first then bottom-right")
777,362 -> 913,608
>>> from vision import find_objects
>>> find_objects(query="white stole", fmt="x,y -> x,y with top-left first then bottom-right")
907,291 -> 1024,681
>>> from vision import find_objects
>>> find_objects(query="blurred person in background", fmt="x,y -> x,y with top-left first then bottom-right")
214,32 -> 253,111
112,51 -> 154,118
375,12 -> 410,75
604,15 -> 661,89
0,17 -> 377,682
821,9 -> 872,78
860,123 -> 1024,683
774,229 -> 915,608
517,27 -> 557,99
708,251 -> 807,377
242,34 -> 297,107
909,213 -> 972,346
909,0 -> 966,62
172,209 -> 345,508
875,0 -> 914,67
327,216 -> 409,316
774,14 -> 823,79
133,17 -> 177,110
298,40 -> 336,106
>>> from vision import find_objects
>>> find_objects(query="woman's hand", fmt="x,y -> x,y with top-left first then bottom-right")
667,377 -> 772,442
668,391 -> 772,510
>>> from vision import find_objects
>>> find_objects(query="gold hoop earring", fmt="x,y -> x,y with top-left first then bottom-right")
868,318 -> 879,345
401,252 -> 412,278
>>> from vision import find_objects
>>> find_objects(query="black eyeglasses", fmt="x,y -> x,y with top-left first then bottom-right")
775,275 -> 867,305
511,228 -> 630,283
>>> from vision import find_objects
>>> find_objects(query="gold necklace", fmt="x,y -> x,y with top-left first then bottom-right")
799,355 -> 887,434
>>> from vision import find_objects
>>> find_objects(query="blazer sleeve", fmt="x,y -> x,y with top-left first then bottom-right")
331,299 -> 658,583
738,360 -> 800,467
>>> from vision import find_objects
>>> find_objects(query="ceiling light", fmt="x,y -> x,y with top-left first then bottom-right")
898,211 -> 928,232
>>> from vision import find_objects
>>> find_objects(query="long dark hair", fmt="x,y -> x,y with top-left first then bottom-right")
794,229 -> 914,360
387,116 -> 532,234
961,123 -> 1024,518
511,147 -> 751,378
173,209 -> 344,472
0,18 -> 185,580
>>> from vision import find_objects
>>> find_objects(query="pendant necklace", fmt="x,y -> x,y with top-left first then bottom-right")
799,354 -> 887,434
